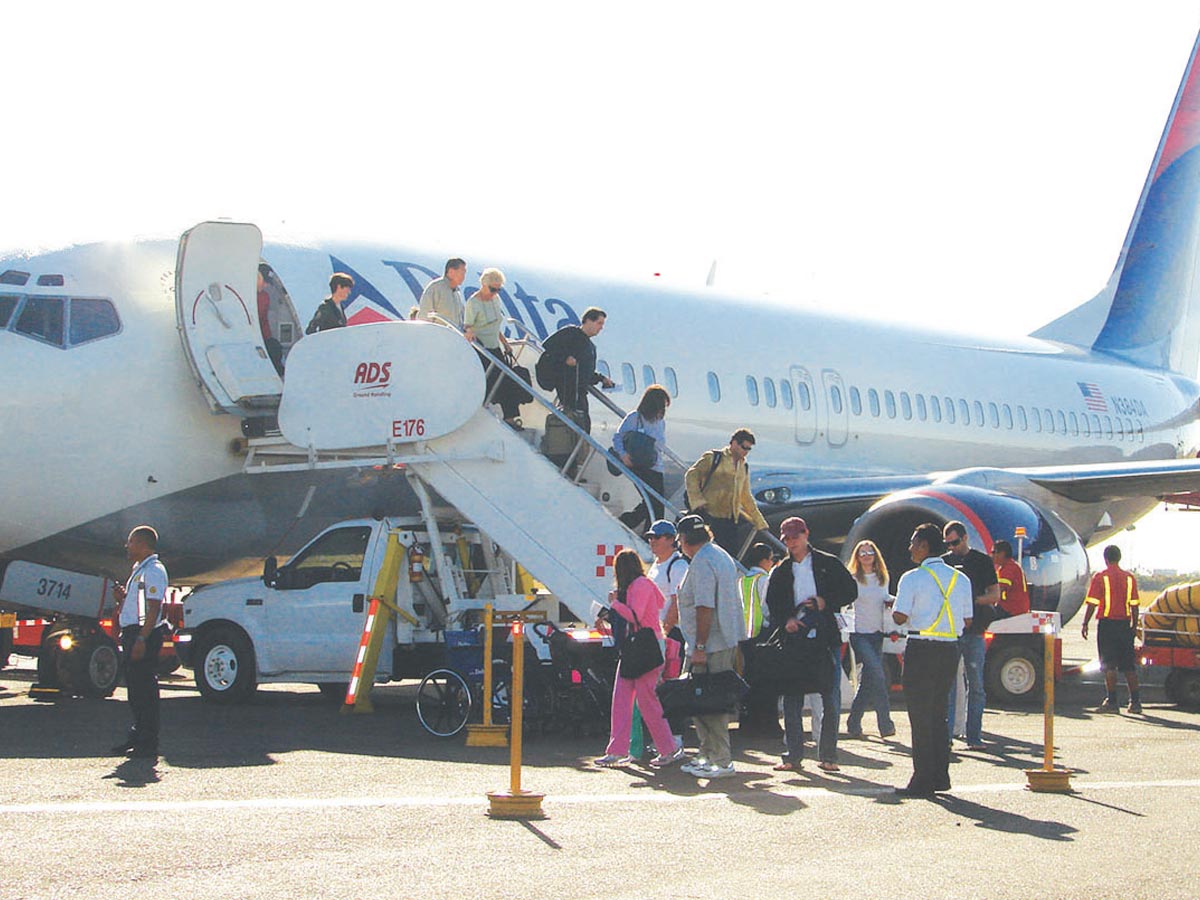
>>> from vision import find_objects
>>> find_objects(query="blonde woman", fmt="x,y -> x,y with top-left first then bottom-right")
845,540 -> 896,739
464,268 -> 523,429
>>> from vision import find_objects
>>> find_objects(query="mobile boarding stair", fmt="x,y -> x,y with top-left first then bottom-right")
236,318 -> 685,627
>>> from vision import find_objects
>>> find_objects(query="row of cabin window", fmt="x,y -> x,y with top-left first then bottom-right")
733,373 -> 1144,443
596,361 -> 681,398
0,294 -> 121,348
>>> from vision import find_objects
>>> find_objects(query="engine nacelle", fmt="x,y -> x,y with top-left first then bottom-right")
844,484 -> 1090,623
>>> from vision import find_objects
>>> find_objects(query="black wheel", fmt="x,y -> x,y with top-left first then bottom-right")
57,634 -> 120,698
37,629 -> 62,687
1171,670 -> 1200,710
985,642 -> 1043,704
317,682 -> 350,703
193,626 -> 257,704
0,626 -> 12,670
416,668 -> 472,737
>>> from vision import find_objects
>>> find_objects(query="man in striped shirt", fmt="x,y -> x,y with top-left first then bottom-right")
1080,545 -> 1141,714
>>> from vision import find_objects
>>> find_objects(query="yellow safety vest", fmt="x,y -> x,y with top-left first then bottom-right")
740,571 -> 766,638
918,564 -> 960,638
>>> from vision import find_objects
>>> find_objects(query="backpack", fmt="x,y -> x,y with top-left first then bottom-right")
534,351 -> 561,390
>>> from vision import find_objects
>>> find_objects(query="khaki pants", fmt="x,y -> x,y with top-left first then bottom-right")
687,647 -> 737,767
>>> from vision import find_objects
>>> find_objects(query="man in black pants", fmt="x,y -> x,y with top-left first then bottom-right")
539,307 -> 614,433
891,523 -> 974,797
110,526 -> 170,760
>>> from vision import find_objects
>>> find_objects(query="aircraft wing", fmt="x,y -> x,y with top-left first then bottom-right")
1010,458 -> 1200,504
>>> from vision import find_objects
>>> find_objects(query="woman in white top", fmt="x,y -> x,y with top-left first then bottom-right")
463,268 -> 524,429
845,539 -> 896,738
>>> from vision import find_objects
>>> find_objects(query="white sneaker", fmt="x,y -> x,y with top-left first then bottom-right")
679,758 -> 710,776
705,763 -> 737,779
650,746 -> 687,768
594,754 -> 633,768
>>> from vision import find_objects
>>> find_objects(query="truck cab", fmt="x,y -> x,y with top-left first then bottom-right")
177,516 -> 543,703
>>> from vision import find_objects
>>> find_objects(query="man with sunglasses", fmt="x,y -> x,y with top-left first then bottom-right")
684,428 -> 769,559
942,521 -> 999,751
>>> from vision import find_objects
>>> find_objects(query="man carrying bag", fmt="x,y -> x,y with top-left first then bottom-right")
665,515 -> 746,780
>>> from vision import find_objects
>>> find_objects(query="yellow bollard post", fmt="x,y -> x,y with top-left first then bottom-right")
487,618 -> 545,819
466,603 -> 508,748
1025,625 -> 1073,792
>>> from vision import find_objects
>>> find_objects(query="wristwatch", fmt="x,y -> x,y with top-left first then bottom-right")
695,643 -> 706,651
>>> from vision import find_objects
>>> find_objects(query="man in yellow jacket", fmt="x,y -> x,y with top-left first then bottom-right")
684,428 -> 769,559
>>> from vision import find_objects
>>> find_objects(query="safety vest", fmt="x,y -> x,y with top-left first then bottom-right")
1088,571 -> 1137,619
739,571 -> 766,638
918,564 -> 960,638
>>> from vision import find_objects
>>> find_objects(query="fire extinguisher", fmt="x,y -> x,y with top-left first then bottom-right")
408,544 -> 426,582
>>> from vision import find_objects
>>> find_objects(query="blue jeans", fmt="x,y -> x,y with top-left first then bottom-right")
782,647 -> 841,763
846,632 -> 894,734
947,633 -> 986,745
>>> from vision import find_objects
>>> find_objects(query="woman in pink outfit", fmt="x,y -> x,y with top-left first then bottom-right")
595,550 -> 685,768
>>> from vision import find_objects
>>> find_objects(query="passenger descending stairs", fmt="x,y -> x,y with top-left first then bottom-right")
254,319 -> 676,623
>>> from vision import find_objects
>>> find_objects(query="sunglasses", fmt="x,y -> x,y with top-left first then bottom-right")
946,537 -> 963,548
857,549 -> 876,557
738,442 -> 754,451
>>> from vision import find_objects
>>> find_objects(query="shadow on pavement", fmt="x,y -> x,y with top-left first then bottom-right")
932,793 -> 1078,841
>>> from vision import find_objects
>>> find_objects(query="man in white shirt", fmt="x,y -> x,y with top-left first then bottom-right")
892,523 -> 974,797
111,525 -> 170,759
418,258 -> 467,329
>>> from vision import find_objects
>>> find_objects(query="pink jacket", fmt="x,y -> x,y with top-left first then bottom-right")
611,576 -> 667,638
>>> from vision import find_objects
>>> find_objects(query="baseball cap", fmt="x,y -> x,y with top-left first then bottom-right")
779,517 -> 809,539
644,519 -> 677,539
676,514 -> 707,537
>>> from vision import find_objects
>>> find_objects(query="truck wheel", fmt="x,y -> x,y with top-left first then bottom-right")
37,630 -> 62,687
0,626 -> 12,670
985,643 -> 1043,704
57,635 -> 121,698
194,627 -> 257,704
1171,670 -> 1200,710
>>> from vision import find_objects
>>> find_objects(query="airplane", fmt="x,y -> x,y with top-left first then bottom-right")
3,30 -> 1200,633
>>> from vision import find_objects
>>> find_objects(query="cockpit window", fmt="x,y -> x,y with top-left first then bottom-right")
15,296 -> 65,347
0,295 -> 17,327
0,270 -> 30,286
69,298 -> 121,345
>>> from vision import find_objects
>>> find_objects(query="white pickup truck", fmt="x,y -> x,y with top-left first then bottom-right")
176,516 -> 551,703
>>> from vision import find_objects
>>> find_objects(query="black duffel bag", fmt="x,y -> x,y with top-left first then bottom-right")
750,626 -> 831,696
657,668 -> 748,718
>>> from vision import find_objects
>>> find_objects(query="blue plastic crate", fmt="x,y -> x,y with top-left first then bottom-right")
445,628 -> 484,680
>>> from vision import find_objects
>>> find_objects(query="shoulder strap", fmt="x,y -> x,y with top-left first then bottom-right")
666,552 -> 687,580
699,450 -> 723,494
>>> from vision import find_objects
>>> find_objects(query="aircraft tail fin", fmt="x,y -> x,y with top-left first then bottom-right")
1033,31 -> 1200,376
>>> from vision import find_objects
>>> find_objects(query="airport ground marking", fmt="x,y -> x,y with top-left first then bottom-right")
3,778 -> 1199,816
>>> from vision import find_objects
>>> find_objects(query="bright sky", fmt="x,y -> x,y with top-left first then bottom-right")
6,1 -> 1200,572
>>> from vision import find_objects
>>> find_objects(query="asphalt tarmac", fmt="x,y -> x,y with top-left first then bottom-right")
2,632 -> 1197,900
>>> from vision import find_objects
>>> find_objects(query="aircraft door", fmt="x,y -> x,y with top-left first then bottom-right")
176,221 -> 282,416
790,365 -> 817,445
822,368 -> 848,447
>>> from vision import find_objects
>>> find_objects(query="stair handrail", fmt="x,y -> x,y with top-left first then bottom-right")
502,317 -> 691,473
424,313 -> 679,526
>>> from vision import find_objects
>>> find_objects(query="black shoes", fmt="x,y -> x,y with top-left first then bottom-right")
110,736 -> 137,755
129,746 -> 159,760
894,786 -> 935,799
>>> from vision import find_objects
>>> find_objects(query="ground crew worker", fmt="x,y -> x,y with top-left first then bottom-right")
110,526 -> 170,759
991,540 -> 1030,618
1081,545 -> 1142,713
738,543 -> 779,735
684,428 -> 769,559
892,523 -> 973,797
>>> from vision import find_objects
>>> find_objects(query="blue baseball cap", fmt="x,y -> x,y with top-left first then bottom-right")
644,519 -> 677,539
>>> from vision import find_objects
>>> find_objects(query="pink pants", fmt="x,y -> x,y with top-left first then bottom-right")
606,663 -> 676,756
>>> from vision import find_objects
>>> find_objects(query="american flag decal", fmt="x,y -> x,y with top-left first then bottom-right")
1078,382 -> 1108,412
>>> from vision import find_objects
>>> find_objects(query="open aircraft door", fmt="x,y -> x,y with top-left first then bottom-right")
176,221 -> 282,417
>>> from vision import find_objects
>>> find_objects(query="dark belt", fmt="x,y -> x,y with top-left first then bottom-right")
905,636 -> 956,644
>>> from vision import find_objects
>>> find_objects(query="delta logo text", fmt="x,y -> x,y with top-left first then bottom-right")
353,361 -> 392,399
